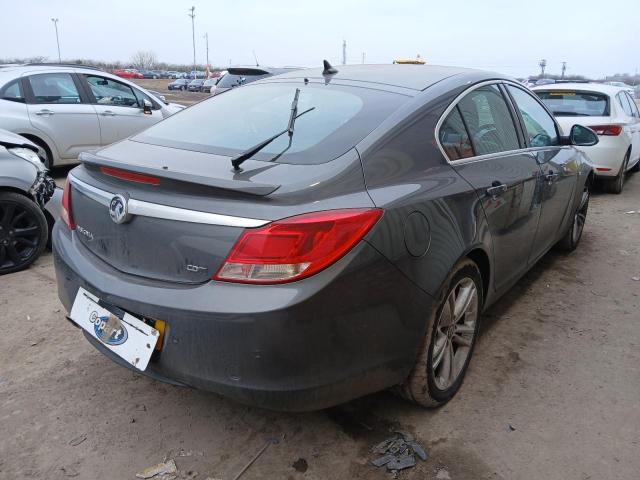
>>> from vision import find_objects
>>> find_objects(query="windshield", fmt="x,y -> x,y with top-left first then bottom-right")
535,90 -> 610,116
217,73 -> 269,89
134,83 -> 408,165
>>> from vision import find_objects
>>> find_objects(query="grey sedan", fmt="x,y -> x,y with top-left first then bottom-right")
53,63 -> 596,410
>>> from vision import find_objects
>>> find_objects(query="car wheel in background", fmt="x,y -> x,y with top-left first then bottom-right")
401,258 -> 482,407
630,156 -> 640,173
0,192 -> 48,275
558,179 -> 590,252
607,151 -> 629,194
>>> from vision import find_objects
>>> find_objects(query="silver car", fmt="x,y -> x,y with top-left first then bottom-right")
0,128 -> 60,274
0,64 -> 183,168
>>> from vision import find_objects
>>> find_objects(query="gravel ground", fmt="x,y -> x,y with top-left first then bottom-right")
2,170 -> 639,478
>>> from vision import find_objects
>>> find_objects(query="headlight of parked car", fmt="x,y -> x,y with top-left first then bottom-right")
9,147 -> 46,171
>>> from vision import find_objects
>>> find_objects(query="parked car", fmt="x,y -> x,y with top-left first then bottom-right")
54,64 -> 596,411
187,70 -> 206,79
0,129 -> 60,274
187,79 -> 205,92
0,64 -> 184,168
533,83 -> 640,193
167,71 -> 185,79
213,66 -> 297,96
168,78 -> 189,91
139,70 -> 161,79
201,78 -> 219,93
113,69 -> 143,79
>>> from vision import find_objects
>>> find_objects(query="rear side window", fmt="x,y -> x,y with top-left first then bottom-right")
85,75 -> 139,107
616,93 -> 633,116
27,73 -> 81,104
0,79 -> 25,103
439,107 -> 474,161
458,85 -> 520,156
507,85 -> 559,147
626,92 -> 639,117
535,90 -> 609,117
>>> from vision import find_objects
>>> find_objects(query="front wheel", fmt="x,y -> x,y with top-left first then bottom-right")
401,259 -> 483,407
558,180 -> 589,251
0,192 -> 48,275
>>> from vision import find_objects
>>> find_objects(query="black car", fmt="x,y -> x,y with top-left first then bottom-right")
213,66 -> 298,95
53,63 -> 596,411
167,79 -> 188,91
187,79 -> 205,92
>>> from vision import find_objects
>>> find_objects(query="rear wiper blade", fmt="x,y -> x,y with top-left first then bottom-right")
231,88 -> 314,171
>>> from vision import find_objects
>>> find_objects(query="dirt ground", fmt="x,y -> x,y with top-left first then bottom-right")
2,167 -> 640,477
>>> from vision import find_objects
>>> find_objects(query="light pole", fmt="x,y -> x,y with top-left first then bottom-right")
51,18 -> 61,63
203,32 -> 209,69
561,61 -> 567,79
188,6 -> 196,77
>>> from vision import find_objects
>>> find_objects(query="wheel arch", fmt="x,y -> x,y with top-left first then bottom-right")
18,133 -> 56,167
465,247 -> 491,307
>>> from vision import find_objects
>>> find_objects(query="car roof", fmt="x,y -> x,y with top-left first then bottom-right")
267,64 -> 485,91
532,82 -> 628,95
0,64 -> 107,80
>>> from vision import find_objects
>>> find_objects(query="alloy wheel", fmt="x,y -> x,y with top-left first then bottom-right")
431,277 -> 479,391
0,200 -> 43,271
572,185 -> 589,245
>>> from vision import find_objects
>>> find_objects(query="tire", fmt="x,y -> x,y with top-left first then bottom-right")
0,192 -> 48,275
558,179 -> 590,251
606,151 -> 629,194
400,259 -> 483,407
630,157 -> 640,173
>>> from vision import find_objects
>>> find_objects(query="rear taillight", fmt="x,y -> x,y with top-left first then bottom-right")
61,179 -> 75,230
214,208 -> 383,284
589,124 -> 623,136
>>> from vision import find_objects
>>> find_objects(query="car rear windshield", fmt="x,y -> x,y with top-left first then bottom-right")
216,73 -> 269,89
134,83 -> 408,165
535,90 -> 610,117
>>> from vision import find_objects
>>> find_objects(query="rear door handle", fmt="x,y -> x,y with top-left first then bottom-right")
486,182 -> 507,198
101,110 -> 116,116
35,109 -> 54,116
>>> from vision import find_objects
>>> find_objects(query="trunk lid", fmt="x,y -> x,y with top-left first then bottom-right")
68,140 -> 372,284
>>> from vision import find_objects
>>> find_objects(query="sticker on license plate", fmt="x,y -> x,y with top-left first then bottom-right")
69,287 -> 159,371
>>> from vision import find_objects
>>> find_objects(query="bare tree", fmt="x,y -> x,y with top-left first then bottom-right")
130,51 -> 157,70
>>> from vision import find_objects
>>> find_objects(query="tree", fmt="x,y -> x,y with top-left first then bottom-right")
130,51 -> 157,70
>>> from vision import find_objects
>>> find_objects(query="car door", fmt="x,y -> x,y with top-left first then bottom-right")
24,72 -> 101,159
622,92 -> 640,165
81,74 -> 163,146
506,84 -> 578,261
442,83 -> 544,291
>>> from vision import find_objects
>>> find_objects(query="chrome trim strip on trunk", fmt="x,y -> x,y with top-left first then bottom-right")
69,174 -> 270,228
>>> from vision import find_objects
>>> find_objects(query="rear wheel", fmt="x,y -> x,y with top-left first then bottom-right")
401,259 -> 482,407
0,192 -> 48,275
558,180 -> 589,251
607,151 -> 629,194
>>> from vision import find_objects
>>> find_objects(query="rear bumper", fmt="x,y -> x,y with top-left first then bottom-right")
53,223 -> 432,411
577,136 -> 629,178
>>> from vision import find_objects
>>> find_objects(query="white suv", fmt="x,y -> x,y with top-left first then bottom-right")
0,64 -> 184,168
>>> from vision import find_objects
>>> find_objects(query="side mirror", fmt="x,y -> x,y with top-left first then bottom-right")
142,99 -> 153,115
570,124 -> 599,147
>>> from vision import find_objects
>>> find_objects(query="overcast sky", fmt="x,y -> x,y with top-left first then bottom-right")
1,0 -> 637,78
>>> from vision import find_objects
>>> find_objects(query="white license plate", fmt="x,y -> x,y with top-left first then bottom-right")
70,287 -> 159,371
